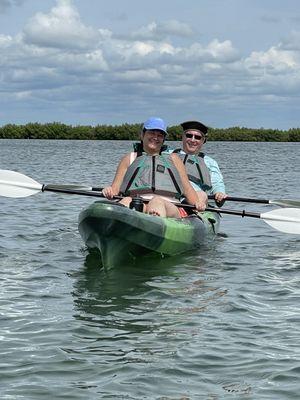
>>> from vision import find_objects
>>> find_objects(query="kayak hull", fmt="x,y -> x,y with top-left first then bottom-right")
78,200 -> 220,268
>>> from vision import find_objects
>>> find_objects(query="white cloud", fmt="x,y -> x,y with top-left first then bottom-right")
113,68 -> 161,83
15,90 -> 31,99
0,33 -> 12,47
112,40 -> 176,62
130,20 -> 193,41
23,0 -> 99,50
245,47 -> 297,70
180,39 -> 239,63
280,30 -> 300,51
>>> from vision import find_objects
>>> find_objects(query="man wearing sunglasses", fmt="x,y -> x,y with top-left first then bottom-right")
173,120 -> 227,206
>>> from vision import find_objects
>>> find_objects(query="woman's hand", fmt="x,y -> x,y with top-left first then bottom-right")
194,199 -> 207,212
194,191 -> 208,211
102,186 -> 116,199
101,154 -> 130,200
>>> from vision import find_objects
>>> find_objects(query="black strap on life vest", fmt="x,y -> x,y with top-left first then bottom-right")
123,167 -> 140,195
195,163 -> 204,183
167,167 -> 182,197
151,156 -> 155,192
173,149 -> 189,166
133,142 -> 144,157
174,149 -> 205,176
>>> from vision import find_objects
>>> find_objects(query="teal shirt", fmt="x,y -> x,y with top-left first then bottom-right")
166,148 -> 226,194
200,154 -> 225,194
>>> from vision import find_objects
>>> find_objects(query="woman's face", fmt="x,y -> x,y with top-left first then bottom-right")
142,129 -> 165,154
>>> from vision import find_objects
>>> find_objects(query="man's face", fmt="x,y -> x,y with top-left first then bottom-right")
182,129 -> 205,154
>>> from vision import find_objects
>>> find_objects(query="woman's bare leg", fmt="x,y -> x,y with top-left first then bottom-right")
164,201 -> 181,218
119,196 -> 132,207
146,196 -> 180,218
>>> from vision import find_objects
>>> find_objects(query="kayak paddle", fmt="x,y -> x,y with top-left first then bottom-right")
208,195 -> 300,208
206,206 -> 300,235
0,169 -> 299,234
37,184 -> 300,208
0,170 -> 111,199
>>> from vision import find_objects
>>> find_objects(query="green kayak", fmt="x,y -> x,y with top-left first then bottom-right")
78,200 -> 220,268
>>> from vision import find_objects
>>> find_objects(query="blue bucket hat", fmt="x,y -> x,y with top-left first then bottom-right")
142,117 -> 167,135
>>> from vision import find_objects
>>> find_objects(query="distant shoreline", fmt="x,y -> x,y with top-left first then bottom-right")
0,122 -> 299,141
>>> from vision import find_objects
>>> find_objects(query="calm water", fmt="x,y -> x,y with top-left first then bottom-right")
0,140 -> 299,399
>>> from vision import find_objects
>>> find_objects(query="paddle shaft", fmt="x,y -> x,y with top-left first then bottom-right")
206,207 -> 259,218
89,188 -> 269,205
208,195 -> 269,204
43,185 -> 114,198
49,185 -> 300,208
43,186 -> 262,218
91,188 -> 287,206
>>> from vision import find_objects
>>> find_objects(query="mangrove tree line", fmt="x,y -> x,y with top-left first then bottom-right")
0,122 -> 299,141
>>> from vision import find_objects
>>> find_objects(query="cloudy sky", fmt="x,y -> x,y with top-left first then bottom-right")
1,0 -> 300,129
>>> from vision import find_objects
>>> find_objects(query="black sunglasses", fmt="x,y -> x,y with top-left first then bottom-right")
185,133 -> 204,140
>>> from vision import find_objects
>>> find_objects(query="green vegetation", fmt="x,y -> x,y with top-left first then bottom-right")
0,122 -> 299,141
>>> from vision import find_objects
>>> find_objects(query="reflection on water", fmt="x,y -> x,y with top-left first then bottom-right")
72,250 -> 200,327
64,243 -> 246,398
70,242 -> 228,340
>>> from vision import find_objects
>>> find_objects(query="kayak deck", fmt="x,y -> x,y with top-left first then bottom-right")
78,200 -> 220,268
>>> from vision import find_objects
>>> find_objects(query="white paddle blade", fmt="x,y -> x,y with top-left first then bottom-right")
0,170 -> 42,198
270,199 -> 300,208
261,208 -> 300,235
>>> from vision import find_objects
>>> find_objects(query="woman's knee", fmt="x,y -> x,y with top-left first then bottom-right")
119,196 -> 132,207
148,195 -> 164,205
165,202 -> 180,218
